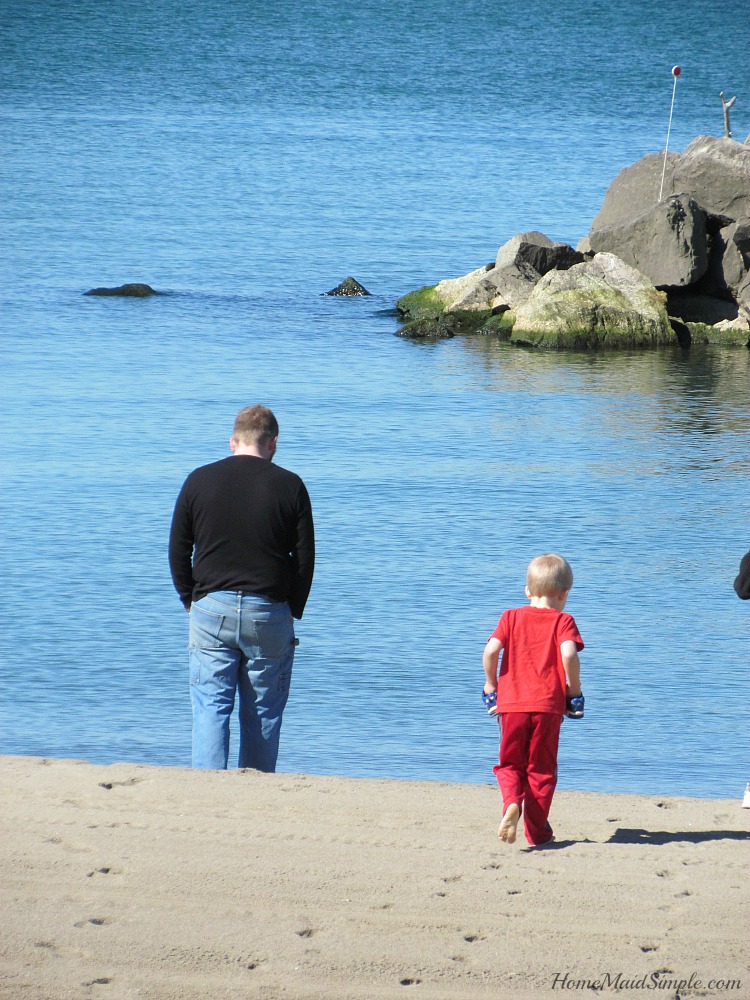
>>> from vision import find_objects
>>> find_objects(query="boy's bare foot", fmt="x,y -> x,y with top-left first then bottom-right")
498,803 -> 520,844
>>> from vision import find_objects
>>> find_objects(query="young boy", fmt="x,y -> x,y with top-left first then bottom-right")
482,554 -> 584,848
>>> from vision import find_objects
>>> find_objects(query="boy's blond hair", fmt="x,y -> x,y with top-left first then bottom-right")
526,553 -> 573,597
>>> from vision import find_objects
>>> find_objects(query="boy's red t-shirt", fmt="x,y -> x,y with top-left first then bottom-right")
490,606 -> 584,714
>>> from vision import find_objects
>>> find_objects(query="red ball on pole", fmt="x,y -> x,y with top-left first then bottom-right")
672,66 -> 681,76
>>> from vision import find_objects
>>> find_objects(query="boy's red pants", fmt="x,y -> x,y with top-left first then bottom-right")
493,712 -> 562,846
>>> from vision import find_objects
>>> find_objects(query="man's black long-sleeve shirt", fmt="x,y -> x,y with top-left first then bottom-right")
735,550 -> 750,600
168,455 -> 314,619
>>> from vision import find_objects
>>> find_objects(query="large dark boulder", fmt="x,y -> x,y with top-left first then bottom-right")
84,283 -> 158,297
674,136 -> 750,223
589,194 -> 708,289
590,153 -> 679,231
590,137 -> 750,234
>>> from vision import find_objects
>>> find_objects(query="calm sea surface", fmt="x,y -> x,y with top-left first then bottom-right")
1,0 -> 748,798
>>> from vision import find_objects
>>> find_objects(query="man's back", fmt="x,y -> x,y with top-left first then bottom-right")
169,454 -> 314,618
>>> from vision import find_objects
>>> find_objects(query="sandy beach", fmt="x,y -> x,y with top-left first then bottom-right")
1,756 -> 747,1000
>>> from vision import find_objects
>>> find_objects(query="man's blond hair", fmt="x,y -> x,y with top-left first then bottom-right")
526,553 -> 573,597
232,405 -> 279,447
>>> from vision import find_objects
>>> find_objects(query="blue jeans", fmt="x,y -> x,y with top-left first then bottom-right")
188,591 -> 297,771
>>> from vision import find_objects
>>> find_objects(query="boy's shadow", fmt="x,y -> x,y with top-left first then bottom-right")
607,828 -> 750,845
521,838 -> 579,851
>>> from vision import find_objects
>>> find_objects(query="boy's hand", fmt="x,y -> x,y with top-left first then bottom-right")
565,693 -> 585,719
482,686 -> 498,716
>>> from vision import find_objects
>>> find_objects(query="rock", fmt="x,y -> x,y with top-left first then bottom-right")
397,280 -> 468,322
688,315 -> 750,347
510,253 -> 675,349
323,277 -> 371,296
673,136 -> 750,223
495,231 -> 584,275
432,264 -> 495,310
738,271 -> 750,316
404,233 -> 586,318
590,153 -> 679,231
589,194 -> 708,289
395,315 -> 456,340
590,138 -> 750,234
446,259 -> 541,312
697,218 -> 750,301
84,283 -> 158,297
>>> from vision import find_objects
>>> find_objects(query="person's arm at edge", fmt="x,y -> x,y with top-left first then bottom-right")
734,550 -> 750,600
168,483 -> 195,611
561,639 -> 582,697
483,637 -> 503,716
288,481 -> 315,620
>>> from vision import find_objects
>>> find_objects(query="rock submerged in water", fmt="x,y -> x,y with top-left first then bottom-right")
323,277 -> 371,297
396,135 -> 750,349
84,283 -> 158,297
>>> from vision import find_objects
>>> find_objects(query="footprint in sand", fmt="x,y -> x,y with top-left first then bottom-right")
74,917 -> 111,928
98,778 -> 142,790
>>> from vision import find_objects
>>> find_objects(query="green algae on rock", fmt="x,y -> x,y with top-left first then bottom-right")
510,254 -> 675,350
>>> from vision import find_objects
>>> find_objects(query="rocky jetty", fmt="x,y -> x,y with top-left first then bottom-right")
397,136 -> 750,349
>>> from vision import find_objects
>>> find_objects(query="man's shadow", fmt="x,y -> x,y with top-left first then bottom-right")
607,828 -> 750,845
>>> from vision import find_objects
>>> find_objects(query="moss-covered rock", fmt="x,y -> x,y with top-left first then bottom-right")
510,254 -> 676,349
396,309 -> 495,340
395,284 -> 450,321
704,318 -> 750,347
476,310 -> 516,339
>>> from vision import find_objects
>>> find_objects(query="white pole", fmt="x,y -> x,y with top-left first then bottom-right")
659,66 -> 681,201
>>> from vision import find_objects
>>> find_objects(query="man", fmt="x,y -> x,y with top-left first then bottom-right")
169,405 -> 314,771
734,549 -> 750,600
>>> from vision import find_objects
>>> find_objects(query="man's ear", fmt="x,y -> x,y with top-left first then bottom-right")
525,585 -> 531,599
229,436 -> 238,453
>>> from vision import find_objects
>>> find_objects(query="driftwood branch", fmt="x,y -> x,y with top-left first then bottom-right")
720,91 -> 736,138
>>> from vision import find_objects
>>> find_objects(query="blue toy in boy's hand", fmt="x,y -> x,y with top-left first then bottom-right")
566,693 -> 585,719
482,690 -> 497,711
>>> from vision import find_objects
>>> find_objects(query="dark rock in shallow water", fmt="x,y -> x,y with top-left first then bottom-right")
323,277 -> 371,296
85,283 -> 158,297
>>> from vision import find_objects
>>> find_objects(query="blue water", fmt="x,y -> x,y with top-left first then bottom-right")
1,0 -> 749,799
